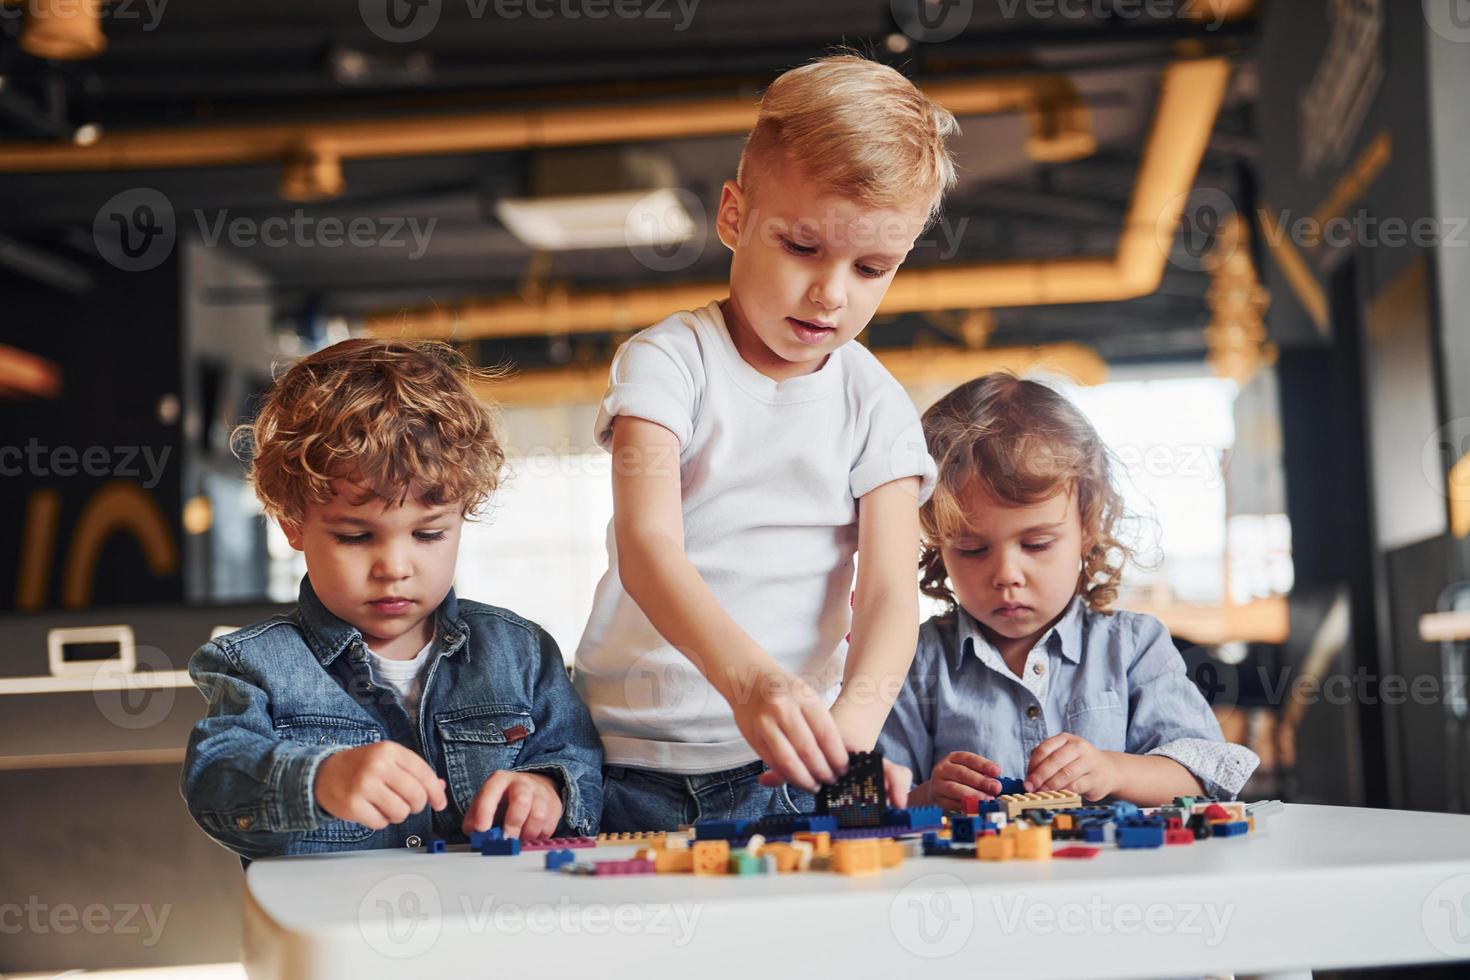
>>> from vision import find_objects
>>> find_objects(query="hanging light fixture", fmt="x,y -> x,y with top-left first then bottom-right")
7,0 -> 109,61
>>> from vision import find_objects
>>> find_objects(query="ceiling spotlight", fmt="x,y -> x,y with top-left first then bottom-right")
279,143 -> 345,201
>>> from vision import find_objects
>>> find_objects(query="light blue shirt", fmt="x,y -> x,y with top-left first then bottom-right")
877,597 -> 1259,800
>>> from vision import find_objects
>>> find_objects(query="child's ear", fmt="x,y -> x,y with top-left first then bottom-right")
715,179 -> 745,253
279,519 -> 306,552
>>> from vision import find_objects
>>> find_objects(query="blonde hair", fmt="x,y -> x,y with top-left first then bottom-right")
919,374 -> 1134,613
239,338 -> 506,525
737,53 -> 959,221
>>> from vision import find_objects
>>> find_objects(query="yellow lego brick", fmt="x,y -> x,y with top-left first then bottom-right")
1015,825 -> 1052,861
999,790 -> 1083,819
691,840 -> 730,875
831,839 -> 883,876
976,833 -> 1015,861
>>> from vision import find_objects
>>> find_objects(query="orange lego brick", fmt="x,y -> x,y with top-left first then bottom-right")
1053,814 -> 1073,831
1015,825 -> 1052,861
758,843 -> 800,873
977,833 -> 1015,861
879,839 -> 904,869
692,840 -> 730,875
794,831 -> 831,857
831,839 -> 882,875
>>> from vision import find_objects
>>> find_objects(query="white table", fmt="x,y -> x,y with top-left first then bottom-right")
242,804 -> 1470,979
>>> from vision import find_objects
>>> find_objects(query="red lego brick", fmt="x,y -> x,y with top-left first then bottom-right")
1052,846 -> 1100,859
1165,828 -> 1194,845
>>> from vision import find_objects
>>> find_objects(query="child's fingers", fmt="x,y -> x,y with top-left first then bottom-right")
947,751 -> 1002,777
761,722 -> 819,792
1027,745 -> 1082,791
391,750 -> 447,812
784,707 -> 837,786
936,759 -> 993,795
462,773 -> 509,833
384,765 -> 430,815
803,701 -> 850,778
757,770 -> 785,787
501,785 -> 534,840
1026,734 -> 1070,775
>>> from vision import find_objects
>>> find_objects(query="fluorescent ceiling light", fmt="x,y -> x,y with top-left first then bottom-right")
495,188 -> 695,251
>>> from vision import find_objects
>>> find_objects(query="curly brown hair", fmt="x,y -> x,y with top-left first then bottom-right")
237,338 -> 507,525
918,373 -> 1133,613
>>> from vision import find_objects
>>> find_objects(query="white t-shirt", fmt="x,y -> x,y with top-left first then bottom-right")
573,301 -> 936,773
366,632 -> 435,721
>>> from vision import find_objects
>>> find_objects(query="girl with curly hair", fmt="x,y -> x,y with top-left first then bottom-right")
879,374 -> 1258,808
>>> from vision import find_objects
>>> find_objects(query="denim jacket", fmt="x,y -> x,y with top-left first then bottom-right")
181,577 -> 603,862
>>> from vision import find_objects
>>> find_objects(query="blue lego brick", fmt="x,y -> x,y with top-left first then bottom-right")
921,832 -> 953,856
1109,801 -> 1141,820
1212,820 -> 1249,838
694,819 -> 751,841
752,811 -> 834,834
469,828 -> 503,849
1117,821 -> 1164,849
976,799 -> 1002,816
831,824 -> 932,840
479,837 -> 521,856
544,849 -> 577,870
427,838 -> 447,853
995,777 -> 1026,796
884,806 -> 944,830
949,815 -> 982,844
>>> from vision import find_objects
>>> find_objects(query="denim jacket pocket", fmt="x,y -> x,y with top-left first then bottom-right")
1063,689 -> 1126,750
436,705 -> 534,813
274,715 -> 382,843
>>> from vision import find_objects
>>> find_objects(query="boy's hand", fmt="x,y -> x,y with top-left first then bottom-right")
314,741 -> 448,829
1025,733 -> 1120,801
915,751 -> 1003,812
732,662 -> 849,793
462,770 -> 563,840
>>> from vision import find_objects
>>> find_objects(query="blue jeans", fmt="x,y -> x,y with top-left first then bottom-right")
600,760 -> 817,832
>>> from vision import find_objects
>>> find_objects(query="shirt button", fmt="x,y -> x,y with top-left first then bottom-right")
236,816 -> 253,831
1026,705 -> 1041,720
406,835 -> 422,849
1033,662 -> 1046,675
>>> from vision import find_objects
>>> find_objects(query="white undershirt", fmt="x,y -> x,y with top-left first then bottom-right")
365,632 -> 435,721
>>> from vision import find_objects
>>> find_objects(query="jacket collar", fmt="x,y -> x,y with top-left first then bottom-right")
296,575 -> 469,667
950,594 -> 1087,672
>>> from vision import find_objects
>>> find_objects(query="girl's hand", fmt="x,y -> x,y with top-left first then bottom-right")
1025,733 -> 1120,801
914,751 -> 1003,812
462,770 -> 563,841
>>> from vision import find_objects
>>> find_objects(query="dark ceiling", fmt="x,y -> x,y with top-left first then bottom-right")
0,0 -> 1260,370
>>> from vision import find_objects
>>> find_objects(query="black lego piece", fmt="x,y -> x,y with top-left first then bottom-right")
816,750 -> 887,828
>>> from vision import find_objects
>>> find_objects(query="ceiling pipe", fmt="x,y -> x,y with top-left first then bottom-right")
365,58 -> 1230,340
0,70 -> 1095,185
